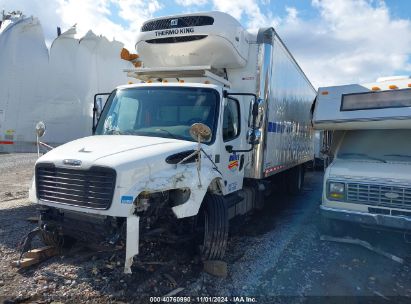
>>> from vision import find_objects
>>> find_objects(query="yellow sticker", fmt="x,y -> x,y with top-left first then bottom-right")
5,129 -> 15,135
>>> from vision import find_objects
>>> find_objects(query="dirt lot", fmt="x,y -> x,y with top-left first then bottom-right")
0,153 -> 411,304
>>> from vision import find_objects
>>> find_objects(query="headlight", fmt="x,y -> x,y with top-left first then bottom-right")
327,182 -> 346,200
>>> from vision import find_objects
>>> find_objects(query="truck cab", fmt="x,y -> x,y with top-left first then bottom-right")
313,77 -> 411,234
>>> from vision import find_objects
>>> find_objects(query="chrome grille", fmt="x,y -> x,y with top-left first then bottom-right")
347,182 -> 411,210
36,163 -> 116,210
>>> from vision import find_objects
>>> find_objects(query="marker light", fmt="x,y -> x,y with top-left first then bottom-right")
371,86 -> 380,91
146,80 -> 152,83
321,91 -> 329,95
389,85 -> 398,89
128,81 -> 133,84
204,80 -> 210,84
162,80 -> 168,83
179,80 -> 185,83
408,83 -> 411,88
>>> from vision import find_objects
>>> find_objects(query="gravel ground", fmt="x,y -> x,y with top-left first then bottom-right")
0,153 -> 38,201
0,153 -> 410,304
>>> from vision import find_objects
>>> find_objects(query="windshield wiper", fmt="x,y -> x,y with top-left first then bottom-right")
156,129 -> 187,141
339,153 -> 386,163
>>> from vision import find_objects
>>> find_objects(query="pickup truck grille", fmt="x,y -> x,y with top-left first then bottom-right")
347,182 -> 411,210
36,163 -> 116,210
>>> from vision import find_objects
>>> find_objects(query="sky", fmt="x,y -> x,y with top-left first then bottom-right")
1,0 -> 410,88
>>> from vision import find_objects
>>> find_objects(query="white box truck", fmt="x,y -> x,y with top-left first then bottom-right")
29,11 -> 316,273
313,76 -> 411,235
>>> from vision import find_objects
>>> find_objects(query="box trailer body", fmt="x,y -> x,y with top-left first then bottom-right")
0,13 -> 133,153
29,11 -> 316,272
313,77 -> 411,234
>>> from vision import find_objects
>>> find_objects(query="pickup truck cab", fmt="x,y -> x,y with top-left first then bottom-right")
322,129 -> 411,233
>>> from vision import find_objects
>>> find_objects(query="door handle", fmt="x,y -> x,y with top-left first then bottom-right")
239,154 -> 245,171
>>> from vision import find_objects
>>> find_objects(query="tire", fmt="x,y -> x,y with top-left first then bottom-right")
319,216 -> 345,237
286,165 -> 304,195
195,193 -> 228,261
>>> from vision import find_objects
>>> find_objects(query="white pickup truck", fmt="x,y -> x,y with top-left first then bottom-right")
29,11 -> 315,273
313,77 -> 411,235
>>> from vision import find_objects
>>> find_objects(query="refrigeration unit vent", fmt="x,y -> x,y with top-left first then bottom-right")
141,16 -> 214,32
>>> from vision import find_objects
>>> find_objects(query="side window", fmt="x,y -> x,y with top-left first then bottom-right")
223,98 -> 240,142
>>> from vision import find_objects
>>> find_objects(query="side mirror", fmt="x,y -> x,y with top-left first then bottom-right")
93,93 -> 111,133
248,98 -> 264,128
35,121 -> 54,156
95,97 -> 103,120
189,123 -> 212,143
35,121 -> 46,138
247,129 -> 262,145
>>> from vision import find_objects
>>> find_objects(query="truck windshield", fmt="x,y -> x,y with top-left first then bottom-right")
95,87 -> 219,143
337,129 -> 411,163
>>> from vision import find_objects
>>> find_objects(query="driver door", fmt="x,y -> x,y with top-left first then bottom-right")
217,97 -> 248,195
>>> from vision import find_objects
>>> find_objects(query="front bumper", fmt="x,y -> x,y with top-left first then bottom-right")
321,205 -> 411,231
39,207 -> 140,273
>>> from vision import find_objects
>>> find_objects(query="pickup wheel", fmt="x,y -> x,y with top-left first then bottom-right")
286,165 -> 305,195
195,193 -> 228,261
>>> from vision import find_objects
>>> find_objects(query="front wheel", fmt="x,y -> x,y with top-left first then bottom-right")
195,193 -> 228,260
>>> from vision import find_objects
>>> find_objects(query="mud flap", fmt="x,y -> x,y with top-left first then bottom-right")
124,215 -> 140,274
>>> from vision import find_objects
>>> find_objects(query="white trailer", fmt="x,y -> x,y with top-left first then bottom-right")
0,12 -> 134,153
313,76 -> 411,235
29,11 -> 316,273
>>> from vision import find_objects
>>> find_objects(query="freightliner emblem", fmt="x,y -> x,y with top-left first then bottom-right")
384,192 -> 400,199
63,159 -> 82,166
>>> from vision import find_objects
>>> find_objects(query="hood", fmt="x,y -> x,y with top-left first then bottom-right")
329,159 -> 411,183
38,135 -> 196,169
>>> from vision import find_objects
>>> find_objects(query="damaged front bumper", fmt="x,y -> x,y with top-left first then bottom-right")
321,205 -> 411,231
39,207 -> 140,273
